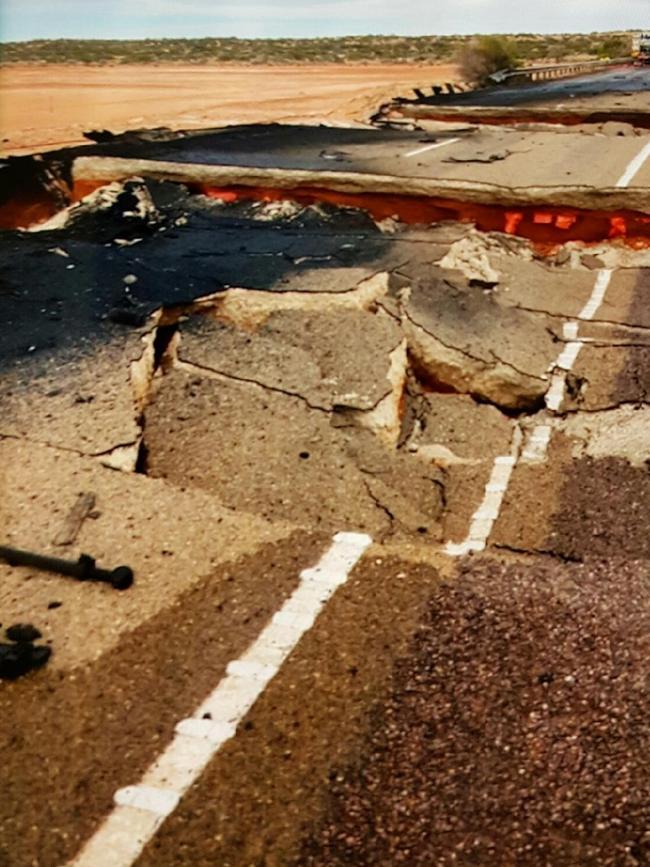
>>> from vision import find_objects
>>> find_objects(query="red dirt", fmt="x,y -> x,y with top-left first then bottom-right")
0,63 -> 458,156
4,175 -> 650,248
194,184 -> 650,246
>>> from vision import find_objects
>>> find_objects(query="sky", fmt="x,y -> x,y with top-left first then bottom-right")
1,0 -> 648,42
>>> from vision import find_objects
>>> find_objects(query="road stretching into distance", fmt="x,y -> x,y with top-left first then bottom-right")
1,65 -> 650,867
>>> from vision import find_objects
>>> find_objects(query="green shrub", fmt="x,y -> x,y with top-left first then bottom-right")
456,36 -> 520,84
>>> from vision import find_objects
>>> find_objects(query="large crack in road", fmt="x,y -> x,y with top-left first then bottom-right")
2,90 -> 650,866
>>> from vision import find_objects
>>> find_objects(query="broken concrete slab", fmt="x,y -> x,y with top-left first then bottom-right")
51,122 -> 650,213
143,364 -> 444,542
408,392 -> 513,464
30,178 -> 161,236
562,344 -> 650,412
176,308 -> 402,414
437,232 -> 505,284
72,154 -> 650,214
0,330 -> 152,466
194,271 -> 390,331
570,245 -> 650,273
143,365 -> 386,533
492,254 -> 610,319
397,271 -> 558,410
0,179 -> 398,370
390,102 -> 650,131
403,392 -> 514,543
561,404 -> 650,467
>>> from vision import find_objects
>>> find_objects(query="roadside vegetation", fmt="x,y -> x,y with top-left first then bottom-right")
0,33 -> 633,67
457,36 -> 521,84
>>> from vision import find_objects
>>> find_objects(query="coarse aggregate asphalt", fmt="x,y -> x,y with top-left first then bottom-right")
297,556 -> 650,867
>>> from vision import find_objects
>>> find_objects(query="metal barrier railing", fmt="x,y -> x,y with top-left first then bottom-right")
488,58 -> 627,85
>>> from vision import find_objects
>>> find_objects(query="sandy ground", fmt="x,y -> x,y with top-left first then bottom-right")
0,63 -> 457,156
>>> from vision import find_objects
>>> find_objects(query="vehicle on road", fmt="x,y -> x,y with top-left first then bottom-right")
632,32 -> 650,64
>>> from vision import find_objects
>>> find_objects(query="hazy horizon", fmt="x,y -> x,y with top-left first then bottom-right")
1,0 -> 647,42
0,29 -> 644,45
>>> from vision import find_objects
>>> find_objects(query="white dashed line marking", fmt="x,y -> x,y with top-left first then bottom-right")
543,268 -> 612,417
404,137 -> 460,158
446,264 -> 619,550
615,140 -> 650,188
578,267 -> 613,319
114,785 -> 180,816
443,138 -> 650,554
544,370 -> 568,413
68,531 -> 372,867
520,423 -> 553,464
445,442 -> 520,556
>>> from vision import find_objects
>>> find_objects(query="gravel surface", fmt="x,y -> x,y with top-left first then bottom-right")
299,556 -> 650,866
548,456 -> 650,562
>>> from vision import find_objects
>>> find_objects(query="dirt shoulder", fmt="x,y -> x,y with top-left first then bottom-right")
0,63 -> 457,155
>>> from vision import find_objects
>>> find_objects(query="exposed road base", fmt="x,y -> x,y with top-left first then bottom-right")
385,102 -> 650,130
72,156 -> 650,217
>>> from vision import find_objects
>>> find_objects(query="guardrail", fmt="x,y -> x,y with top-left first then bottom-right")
488,58 -> 628,85
370,57 -> 631,126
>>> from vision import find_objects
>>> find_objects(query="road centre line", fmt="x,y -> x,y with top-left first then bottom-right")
615,140 -> 650,188
68,531 -> 372,867
544,268 -> 613,415
445,430 -> 521,557
445,136 -> 650,555
404,137 -> 460,158
446,269 -> 613,556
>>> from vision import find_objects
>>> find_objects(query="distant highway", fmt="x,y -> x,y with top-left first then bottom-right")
440,65 -> 650,106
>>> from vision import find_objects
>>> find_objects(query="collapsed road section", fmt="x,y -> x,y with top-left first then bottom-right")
2,82 -> 650,866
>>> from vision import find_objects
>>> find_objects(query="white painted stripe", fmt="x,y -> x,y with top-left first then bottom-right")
520,424 -> 553,464
114,786 -> 180,817
615,140 -> 650,188
226,659 -> 277,683
68,531 -> 372,867
545,371 -> 567,412
563,321 -> 579,340
404,137 -> 460,158
578,269 -> 612,320
445,264 -> 616,554
194,675 -> 262,724
556,341 -> 583,371
445,265 -> 616,553
544,269 -> 613,414
143,734 -> 217,792
445,427 -> 521,557
175,718 -> 237,744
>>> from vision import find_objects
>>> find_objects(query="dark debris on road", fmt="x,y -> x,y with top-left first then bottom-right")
0,623 -> 51,680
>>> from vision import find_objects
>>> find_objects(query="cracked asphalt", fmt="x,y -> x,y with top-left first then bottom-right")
1,93 -> 650,867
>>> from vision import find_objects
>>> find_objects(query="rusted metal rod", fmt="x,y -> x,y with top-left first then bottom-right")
0,545 -> 134,590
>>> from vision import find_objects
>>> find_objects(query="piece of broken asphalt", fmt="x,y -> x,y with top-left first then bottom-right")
0,624 -> 51,680
0,546 -> 134,590
5,623 -> 41,643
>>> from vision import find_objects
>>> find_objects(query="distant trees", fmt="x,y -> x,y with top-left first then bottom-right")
457,36 -> 520,84
597,36 -> 629,59
0,33 -> 633,67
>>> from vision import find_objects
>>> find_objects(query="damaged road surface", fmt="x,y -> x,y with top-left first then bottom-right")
2,87 -> 650,867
